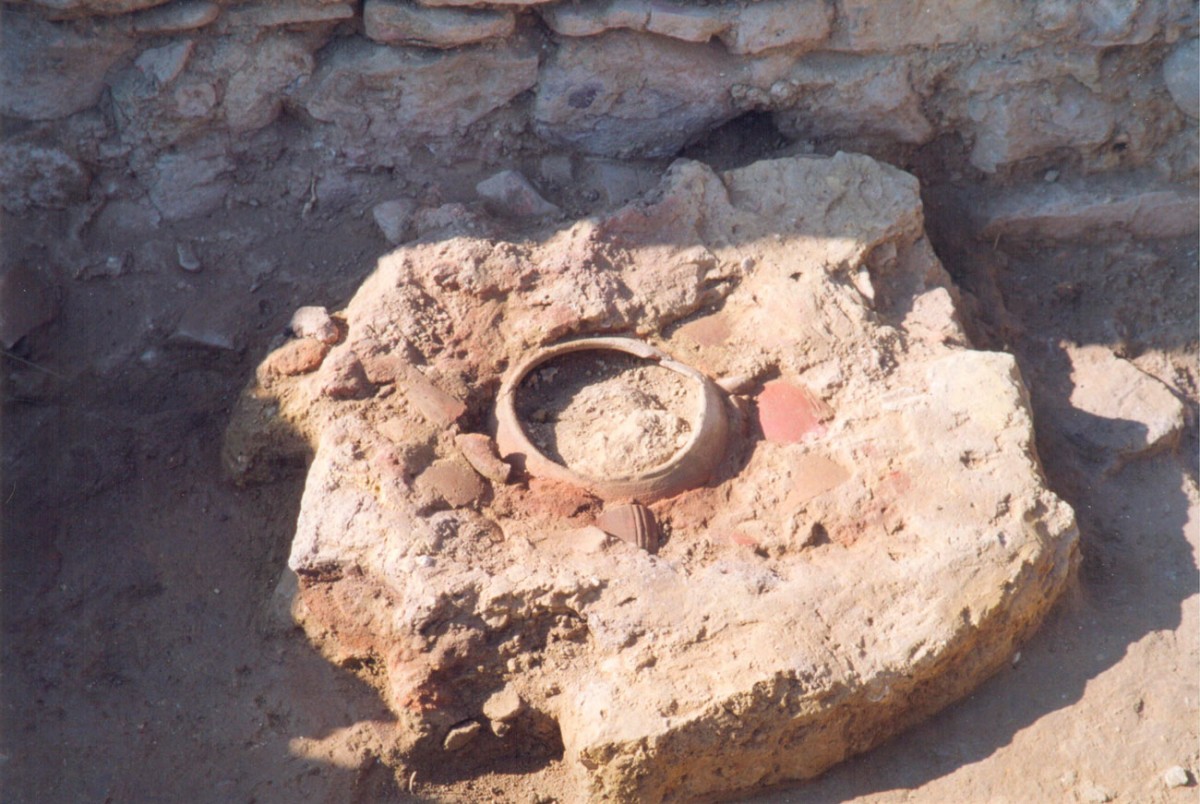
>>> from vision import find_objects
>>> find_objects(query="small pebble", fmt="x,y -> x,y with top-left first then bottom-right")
171,306 -> 238,351
1043,169 -> 1060,183
476,169 -> 560,218
482,687 -> 523,723
260,338 -> 329,377
1163,765 -> 1190,788
289,305 -> 340,344
177,241 -> 202,272
442,721 -> 482,751
1080,783 -> 1113,803
372,198 -> 416,245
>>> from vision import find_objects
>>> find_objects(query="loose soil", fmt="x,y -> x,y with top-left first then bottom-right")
515,351 -> 698,478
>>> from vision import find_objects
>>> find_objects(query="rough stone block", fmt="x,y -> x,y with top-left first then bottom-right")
1060,344 -> 1186,462
967,77 -> 1116,172
769,54 -> 933,145
320,349 -> 374,400
549,0 -> 725,42
833,0 -> 1021,50
646,2 -> 726,43
979,181 -> 1200,241
476,170 -> 560,218
0,141 -> 90,213
148,137 -> 233,221
170,303 -> 241,351
719,0 -> 832,55
576,158 -> 660,207
21,0 -> 170,19
303,38 -> 539,140
541,0 -> 830,53
534,31 -> 741,158
0,10 -> 133,120
1066,0 -> 1168,45
364,0 -> 515,47
372,199 -> 418,245
134,40 -> 195,86
1163,765 -> 1192,788
222,34 -> 315,133
420,0 -> 552,6
219,0 -> 355,29
1164,38 -> 1199,119
131,0 -> 220,34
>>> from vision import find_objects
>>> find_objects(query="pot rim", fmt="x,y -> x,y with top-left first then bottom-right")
494,336 -> 728,503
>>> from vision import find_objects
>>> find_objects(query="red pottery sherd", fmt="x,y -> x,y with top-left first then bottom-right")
756,380 -> 831,444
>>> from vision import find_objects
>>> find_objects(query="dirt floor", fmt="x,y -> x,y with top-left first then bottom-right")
2,136 -> 1197,803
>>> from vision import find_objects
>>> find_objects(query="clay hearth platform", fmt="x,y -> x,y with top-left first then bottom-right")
224,153 -> 1078,802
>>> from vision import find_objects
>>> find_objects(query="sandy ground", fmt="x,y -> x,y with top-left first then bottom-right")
2,149 -> 1197,803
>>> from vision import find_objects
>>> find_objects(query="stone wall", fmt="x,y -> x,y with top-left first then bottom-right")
2,0 -> 1197,224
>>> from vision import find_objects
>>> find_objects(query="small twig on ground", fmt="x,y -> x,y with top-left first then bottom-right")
2,350 -> 66,379
302,174 -> 318,217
